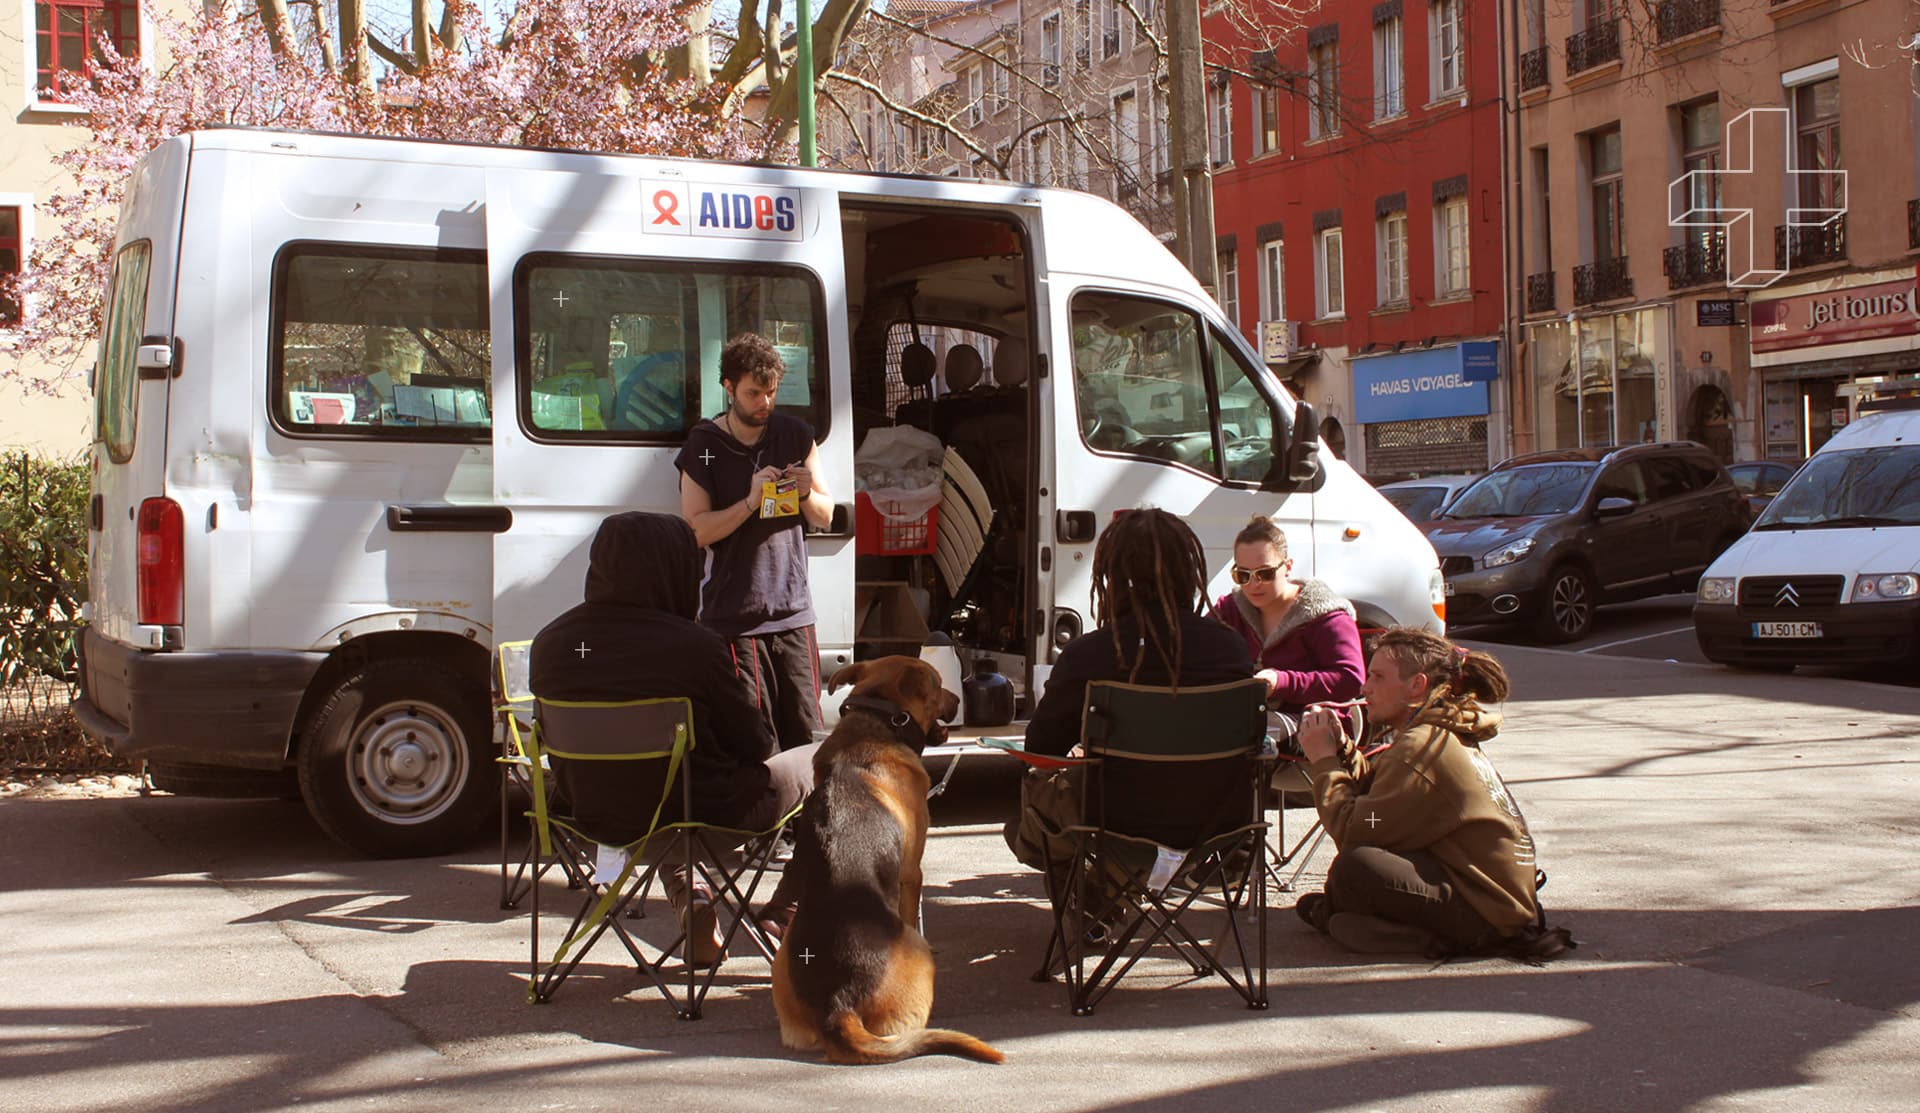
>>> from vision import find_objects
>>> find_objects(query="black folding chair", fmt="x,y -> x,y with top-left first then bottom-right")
1031,678 -> 1272,1016
495,640 -> 588,909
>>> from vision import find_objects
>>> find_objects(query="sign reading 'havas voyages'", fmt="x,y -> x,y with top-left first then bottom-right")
1352,345 -> 1493,424
642,181 -> 804,242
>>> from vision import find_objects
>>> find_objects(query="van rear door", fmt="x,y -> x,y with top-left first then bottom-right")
87,138 -> 190,652
482,167 -> 854,654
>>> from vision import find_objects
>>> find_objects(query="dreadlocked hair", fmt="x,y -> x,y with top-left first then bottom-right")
1372,626 -> 1511,711
1090,508 -> 1212,689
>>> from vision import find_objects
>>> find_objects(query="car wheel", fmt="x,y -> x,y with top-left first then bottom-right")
297,657 -> 494,858
1533,564 -> 1596,643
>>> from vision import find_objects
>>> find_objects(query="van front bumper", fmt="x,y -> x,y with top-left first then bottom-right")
1693,599 -> 1920,667
75,628 -> 327,770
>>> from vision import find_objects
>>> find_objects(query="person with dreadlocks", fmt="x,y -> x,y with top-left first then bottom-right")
1292,628 -> 1572,961
1004,509 -> 1255,923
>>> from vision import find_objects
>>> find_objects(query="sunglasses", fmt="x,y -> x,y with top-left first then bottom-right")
1230,563 -> 1285,586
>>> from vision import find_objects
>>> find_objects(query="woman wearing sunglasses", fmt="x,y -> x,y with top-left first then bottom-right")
1212,515 -> 1365,745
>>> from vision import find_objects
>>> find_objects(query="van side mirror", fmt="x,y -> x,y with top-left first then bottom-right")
1278,400 -> 1320,485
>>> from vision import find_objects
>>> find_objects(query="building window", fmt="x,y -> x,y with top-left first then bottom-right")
1040,12 -> 1062,85
1795,77 -> 1843,210
1076,0 -> 1092,67
1151,83 -> 1171,191
1112,88 -> 1140,197
1436,196 -> 1471,295
1308,40 -> 1340,139
1208,79 -> 1232,166
1378,211 -> 1409,304
0,206 -> 23,325
1260,239 -> 1285,322
992,50 -> 1011,113
1218,249 -> 1239,327
1316,228 -> 1344,319
1373,16 -> 1404,119
34,0 -> 140,97
1431,0 -> 1465,99
1031,129 -> 1057,186
1101,0 -> 1122,59
1252,83 -> 1280,156
965,65 -> 985,126
1589,124 -> 1624,260
1679,99 -> 1720,251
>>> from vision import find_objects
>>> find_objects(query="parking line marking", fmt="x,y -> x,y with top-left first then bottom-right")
1578,626 -> 1697,654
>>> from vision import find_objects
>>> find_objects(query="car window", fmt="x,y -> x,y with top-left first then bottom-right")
1385,486 -> 1446,521
1593,461 -> 1649,506
1446,463 -> 1595,518
1643,458 -> 1695,501
95,241 -> 154,464
1728,465 -> 1760,494
1688,459 -> 1721,489
1209,328 -> 1281,483
1070,291 -> 1218,473
1756,464 -> 1789,497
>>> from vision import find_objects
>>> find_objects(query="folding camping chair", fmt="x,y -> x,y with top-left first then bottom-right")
1030,678 -> 1272,1016
521,696 -> 801,1019
1266,705 -> 1382,895
495,640 -> 589,910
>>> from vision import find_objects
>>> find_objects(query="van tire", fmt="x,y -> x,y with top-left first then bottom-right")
297,657 -> 492,858
1533,563 -> 1596,644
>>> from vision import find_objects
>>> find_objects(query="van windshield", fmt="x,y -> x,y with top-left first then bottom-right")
1442,463 -> 1595,519
1752,445 -> 1920,529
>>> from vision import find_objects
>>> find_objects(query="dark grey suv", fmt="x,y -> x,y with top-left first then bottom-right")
1420,443 -> 1752,641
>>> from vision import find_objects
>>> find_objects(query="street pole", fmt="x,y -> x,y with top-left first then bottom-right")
796,0 -> 817,167
1165,0 -> 1215,293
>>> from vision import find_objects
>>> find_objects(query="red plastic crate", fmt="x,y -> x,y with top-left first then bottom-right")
855,492 -> 939,556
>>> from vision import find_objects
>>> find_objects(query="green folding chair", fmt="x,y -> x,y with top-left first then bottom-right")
495,640 -> 589,909
1032,678 -> 1272,1016
522,696 -> 801,1019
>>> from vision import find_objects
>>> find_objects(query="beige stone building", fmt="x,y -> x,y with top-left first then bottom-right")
1511,0 -> 1920,463
1,0 -> 203,456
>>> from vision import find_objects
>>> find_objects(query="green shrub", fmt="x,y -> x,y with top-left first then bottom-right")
0,450 -> 89,692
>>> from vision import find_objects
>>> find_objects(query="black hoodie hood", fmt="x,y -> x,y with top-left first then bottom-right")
583,511 -> 700,618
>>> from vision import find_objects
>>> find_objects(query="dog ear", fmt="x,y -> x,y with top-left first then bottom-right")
826,660 -> 871,694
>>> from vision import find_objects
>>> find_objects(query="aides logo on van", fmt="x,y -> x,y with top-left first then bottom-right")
643,181 -> 802,242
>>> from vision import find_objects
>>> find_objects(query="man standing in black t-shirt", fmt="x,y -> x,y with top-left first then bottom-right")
675,333 -> 832,752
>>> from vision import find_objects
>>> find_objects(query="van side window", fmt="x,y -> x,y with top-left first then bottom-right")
1070,293 -> 1216,471
519,258 -> 827,439
96,241 -> 153,463
1207,328 -> 1282,483
272,246 -> 491,439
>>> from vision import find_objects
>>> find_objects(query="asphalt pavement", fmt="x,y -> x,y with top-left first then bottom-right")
4,647 -> 1919,1112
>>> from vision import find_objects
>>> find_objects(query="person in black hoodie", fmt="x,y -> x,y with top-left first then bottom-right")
1008,509 -> 1255,917
530,511 -> 818,965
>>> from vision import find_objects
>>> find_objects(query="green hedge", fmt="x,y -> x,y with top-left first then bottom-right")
0,450 -> 89,692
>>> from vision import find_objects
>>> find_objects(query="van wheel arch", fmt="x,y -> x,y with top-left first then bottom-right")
289,633 -> 494,858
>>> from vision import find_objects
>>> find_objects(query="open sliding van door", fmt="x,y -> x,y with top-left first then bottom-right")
1042,275 -> 1309,640
483,164 -> 854,673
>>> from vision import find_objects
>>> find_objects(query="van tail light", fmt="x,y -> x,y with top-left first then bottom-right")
137,497 -> 185,626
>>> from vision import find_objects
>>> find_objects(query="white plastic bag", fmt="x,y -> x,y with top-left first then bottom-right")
856,427 -> 945,519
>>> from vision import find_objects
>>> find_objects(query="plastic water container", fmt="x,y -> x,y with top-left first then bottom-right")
919,633 -> 964,703
963,658 -> 1016,727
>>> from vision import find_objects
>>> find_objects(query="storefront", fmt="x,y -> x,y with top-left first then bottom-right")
1749,267 -> 1920,460
1526,306 -> 1673,451
1351,341 -> 1497,477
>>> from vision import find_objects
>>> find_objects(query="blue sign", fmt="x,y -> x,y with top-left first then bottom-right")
1353,346 -> 1493,424
1460,340 -> 1500,383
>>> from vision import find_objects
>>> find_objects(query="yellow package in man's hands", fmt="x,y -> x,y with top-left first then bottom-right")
760,477 -> 801,519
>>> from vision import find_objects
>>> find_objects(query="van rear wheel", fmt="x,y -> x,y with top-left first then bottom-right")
298,658 -> 492,858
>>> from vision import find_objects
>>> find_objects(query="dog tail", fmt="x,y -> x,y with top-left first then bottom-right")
824,1010 -> 1005,1065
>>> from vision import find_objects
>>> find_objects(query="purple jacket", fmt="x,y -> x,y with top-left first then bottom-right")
1213,578 -> 1365,717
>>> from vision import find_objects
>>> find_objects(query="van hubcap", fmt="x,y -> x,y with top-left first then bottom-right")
346,701 -> 468,825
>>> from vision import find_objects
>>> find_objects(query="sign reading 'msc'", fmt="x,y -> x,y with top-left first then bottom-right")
642,181 -> 804,242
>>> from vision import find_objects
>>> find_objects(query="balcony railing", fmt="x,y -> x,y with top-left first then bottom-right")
1573,256 -> 1633,305
1908,199 -> 1919,250
1655,0 -> 1720,41
1663,232 -> 1726,290
1566,21 -> 1622,75
1774,217 -> 1847,270
1526,271 -> 1556,313
1520,46 -> 1549,91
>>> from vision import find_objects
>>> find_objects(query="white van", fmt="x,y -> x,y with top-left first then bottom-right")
74,128 -> 1444,855
1694,401 -> 1920,670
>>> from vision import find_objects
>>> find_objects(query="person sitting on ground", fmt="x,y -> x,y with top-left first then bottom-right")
1007,508 -> 1256,915
1212,514 -> 1364,748
529,511 -> 817,965
1293,628 -> 1572,960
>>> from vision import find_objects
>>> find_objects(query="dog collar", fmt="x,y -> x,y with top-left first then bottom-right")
838,694 -> 947,755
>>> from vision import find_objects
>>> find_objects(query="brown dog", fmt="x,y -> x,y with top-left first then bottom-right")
771,656 -> 1004,1065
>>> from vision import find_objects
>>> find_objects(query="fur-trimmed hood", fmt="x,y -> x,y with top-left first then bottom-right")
1226,578 -> 1356,652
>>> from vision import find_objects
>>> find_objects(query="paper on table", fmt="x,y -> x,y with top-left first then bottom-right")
975,736 -> 1087,769
1146,845 -> 1185,892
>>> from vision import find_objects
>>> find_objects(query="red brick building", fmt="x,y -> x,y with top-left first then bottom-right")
1204,0 -> 1507,476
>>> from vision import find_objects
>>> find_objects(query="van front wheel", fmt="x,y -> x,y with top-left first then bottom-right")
298,658 -> 492,858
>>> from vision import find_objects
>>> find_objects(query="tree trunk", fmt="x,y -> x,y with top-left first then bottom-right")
339,0 -> 373,91
667,3 -> 713,86
412,0 -> 433,70
438,0 -> 462,55
762,0 -> 869,146
257,0 -> 295,56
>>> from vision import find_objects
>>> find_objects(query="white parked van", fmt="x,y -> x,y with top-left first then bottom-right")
1694,401 -> 1920,670
74,128 -> 1444,855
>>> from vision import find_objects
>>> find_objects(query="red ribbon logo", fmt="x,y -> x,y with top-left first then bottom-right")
651,189 -> 681,226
